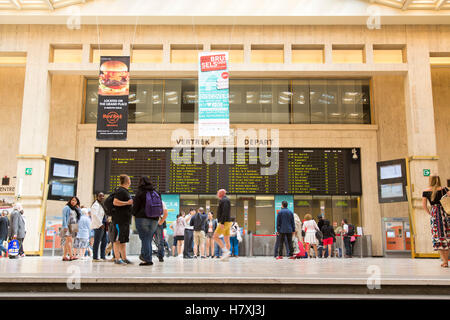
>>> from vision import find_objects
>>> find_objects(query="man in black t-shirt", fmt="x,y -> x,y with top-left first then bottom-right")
112,174 -> 133,265
213,189 -> 232,261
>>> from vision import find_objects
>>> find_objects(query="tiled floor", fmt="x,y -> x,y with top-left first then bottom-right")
0,256 -> 449,286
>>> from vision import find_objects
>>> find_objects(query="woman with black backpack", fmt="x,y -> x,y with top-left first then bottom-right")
132,176 -> 163,266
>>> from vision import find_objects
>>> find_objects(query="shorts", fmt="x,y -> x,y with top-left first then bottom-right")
194,231 -> 206,248
214,222 -> 233,237
73,238 -> 90,249
206,232 -> 214,239
323,237 -> 334,246
110,222 -> 130,244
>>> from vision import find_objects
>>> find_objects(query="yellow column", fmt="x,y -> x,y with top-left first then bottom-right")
404,39 -> 439,257
15,37 -> 52,255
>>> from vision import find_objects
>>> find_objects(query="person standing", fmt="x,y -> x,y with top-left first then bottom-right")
154,199 -> 169,262
112,174 -> 133,265
321,219 -> 335,258
183,209 -> 195,259
171,212 -> 186,258
341,219 -> 354,258
422,175 -> 450,268
191,207 -> 208,259
0,211 -> 9,257
91,193 -> 107,261
74,208 -> 92,259
302,214 -> 320,258
61,197 -> 81,261
205,212 -> 217,258
132,176 -> 164,266
292,212 -> 303,255
9,203 -> 27,257
213,189 -> 232,261
229,217 -> 241,258
276,201 -> 296,260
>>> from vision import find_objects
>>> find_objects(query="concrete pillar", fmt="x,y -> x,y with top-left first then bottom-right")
15,38 -> 52,254
404,44 -> 439,255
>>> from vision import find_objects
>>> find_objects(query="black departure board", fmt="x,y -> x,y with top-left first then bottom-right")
94,147 -> 361,195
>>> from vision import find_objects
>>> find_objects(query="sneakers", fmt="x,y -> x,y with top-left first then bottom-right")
122,259 -> 133,265
201,256 -> 207,259
220,250 -> 230,261
139,261 -> 153,266
114,259 -> 126,265
288,256 -> 296,260
158,257 -> 164,262
276,256 -> 283,260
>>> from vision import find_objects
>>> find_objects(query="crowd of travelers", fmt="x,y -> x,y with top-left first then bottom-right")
59,174 -> 239,265
274,201 -> 356,260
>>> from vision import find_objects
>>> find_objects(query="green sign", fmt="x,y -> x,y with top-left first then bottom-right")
423,169 -> 431,177
25,168 -> 32,175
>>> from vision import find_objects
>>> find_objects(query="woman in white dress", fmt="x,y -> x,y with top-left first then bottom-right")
302,214 -> 320,258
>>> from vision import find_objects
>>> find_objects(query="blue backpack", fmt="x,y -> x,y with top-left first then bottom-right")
145,191 -> 163,218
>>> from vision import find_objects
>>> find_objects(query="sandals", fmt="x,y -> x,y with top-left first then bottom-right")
441,263 -> 448,268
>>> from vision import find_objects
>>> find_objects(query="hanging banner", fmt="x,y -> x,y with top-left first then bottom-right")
162,194 -> 180,236
96,56 -> 130,140
275,195 -> 294,233
198,52 -> 230,137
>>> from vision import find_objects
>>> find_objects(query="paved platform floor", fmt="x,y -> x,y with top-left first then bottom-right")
0,256 -> 449,286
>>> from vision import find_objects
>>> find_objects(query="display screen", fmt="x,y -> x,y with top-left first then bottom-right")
53,163 -> 76,179
380,164 -> 402,180
94,148 -> 361,195
51,181 -> 75,197
380,183 -> 404,199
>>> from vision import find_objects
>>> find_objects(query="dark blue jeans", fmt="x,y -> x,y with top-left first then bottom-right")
93,227 -> 107,260
344,237 -> 352,257
135,218 -> 159,263
154,224 -> 165,258
274,234 -> 290,257
0,237 -> 7,256
183,229 -> 194,257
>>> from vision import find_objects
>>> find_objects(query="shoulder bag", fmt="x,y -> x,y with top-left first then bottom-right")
440,188 -> 450,213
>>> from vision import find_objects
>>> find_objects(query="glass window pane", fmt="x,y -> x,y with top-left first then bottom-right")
129,80 -> 163,123
85,79 -> 98,123
255,195 -> 275,235
293,195 -> 313,221
310,80 -> 327,124
292,80 -> 310,124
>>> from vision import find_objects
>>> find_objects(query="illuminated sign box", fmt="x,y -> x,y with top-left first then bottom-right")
48,158 -> 79,201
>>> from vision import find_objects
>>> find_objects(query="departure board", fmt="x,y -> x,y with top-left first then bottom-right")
94,147 -> 361,195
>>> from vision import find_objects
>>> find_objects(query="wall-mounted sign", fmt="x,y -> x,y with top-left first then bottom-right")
423,169 -> 431,177
25,168 -> 32,175
96,56 -> 130,141
47,158 -> 79,201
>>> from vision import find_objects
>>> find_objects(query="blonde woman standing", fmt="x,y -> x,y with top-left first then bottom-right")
422,175 -> 450,268
302,214 -> 320,258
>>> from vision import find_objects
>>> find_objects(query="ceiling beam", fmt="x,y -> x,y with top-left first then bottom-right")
9,0 -> 21,10
44,0 -> 54,10
374,0 -> 403,9
402,0 -> 414,10
435,0 -> 447,10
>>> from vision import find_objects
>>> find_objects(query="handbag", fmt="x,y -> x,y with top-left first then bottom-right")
69,223 -> 78,234
440,193 -> 450,213
316,230 -> 323,241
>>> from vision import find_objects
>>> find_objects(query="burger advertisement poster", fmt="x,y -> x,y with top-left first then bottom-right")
96,56 -> 130,140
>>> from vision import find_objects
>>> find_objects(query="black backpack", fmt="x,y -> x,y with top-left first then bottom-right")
104,189 -> 117,217
347,224 -> 355,236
